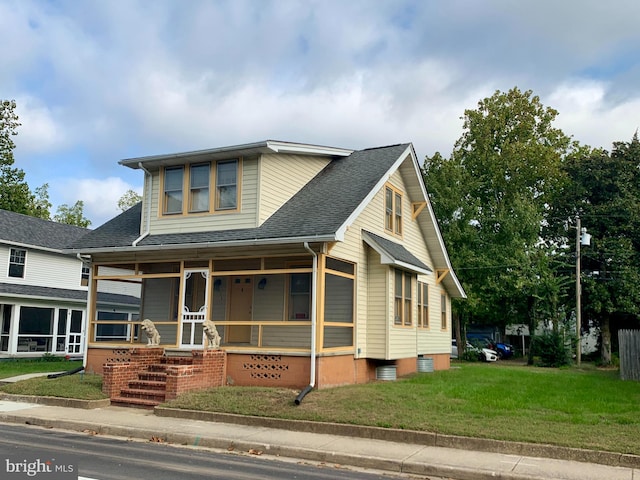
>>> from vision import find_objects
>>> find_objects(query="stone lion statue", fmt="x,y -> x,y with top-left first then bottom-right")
202,319 -> 221,349
140,319 -> 161,346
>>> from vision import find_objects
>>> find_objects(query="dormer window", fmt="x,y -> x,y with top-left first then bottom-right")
216,160 -> 238,210
189,163 -> 210,212
163,166 -> 184,214
161,160 -> 240,216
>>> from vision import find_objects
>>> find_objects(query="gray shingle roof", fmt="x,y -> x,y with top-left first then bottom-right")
0,282 -> 139,306
0,209 -> 89,250
362,230 -> 432,274
74,143 -> 412,250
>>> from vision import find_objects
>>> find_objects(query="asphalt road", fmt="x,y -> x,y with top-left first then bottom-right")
0,423 -> 409,480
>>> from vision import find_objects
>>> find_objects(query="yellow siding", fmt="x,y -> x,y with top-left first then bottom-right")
330,163 -> 451,360
364,249 -> 387,358
258,153 -> 331,224
147,157 -> 259,235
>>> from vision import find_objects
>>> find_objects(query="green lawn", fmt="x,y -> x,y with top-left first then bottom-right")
0,359 -> 76,379
2,360 -> 639,455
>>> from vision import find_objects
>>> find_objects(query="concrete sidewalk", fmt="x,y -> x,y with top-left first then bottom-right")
0,397 -> 637,480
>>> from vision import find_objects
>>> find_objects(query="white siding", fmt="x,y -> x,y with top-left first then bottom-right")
258,153 -> 331,224
0,245 -> 85,291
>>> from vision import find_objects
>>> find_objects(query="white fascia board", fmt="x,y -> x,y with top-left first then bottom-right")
1,240 -> 67,255
412,147 -> 467,298
265,141 -> 353,157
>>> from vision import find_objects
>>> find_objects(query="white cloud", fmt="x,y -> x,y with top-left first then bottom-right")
548,81 -> 640,149
14,96 -> 69,154
52,177 -> 142,227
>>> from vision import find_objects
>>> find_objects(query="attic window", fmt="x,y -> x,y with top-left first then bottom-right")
384,184 -> 403,237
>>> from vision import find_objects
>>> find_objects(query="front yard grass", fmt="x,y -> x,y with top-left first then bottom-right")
0,358 -> 77,379
2,361 -> 638,455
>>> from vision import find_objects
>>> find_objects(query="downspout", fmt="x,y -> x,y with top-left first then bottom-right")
77,253 -> 92,369
132,162 -> 151,246
295,242 -> 318,405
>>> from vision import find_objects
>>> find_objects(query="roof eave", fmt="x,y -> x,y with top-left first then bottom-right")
72,233 -> 338,255
119,140 -> 353,169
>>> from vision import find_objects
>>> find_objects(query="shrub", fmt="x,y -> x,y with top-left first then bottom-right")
531,332 -> 571,367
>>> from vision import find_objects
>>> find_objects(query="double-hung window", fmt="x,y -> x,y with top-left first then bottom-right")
393,269 -> 412,326
163,166 -> 184,214
384,184 -> 403,236
9,248 -> 26,278
189,163 -> 210,212
441,294 -> 447,330
417,282 -> 429,328
216,160 -> 238,210
289,273 -> 311,320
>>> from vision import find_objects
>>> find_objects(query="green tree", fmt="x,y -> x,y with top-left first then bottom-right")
30,183 -> 52,219
54,200 -> 91,228
117,189 -> 142,211
0,99 -> 34,214
423,88 -> 574,350
556,136 -> 640,364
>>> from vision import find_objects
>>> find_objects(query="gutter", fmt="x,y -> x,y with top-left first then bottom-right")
132,162 -> 151,247
77,233 -> 338,255
295,242 -> 318,405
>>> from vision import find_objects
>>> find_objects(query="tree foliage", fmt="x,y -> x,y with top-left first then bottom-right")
0,99 -> 33,214
554,135 -> 640,364
424,87 -> 640,364
53,200 -> 91,228
423,88 -> 573,342
117,189 -> 142,211
0,99 -> 92,225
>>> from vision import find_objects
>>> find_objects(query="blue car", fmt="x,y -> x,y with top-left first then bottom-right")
487,339 -> 514,359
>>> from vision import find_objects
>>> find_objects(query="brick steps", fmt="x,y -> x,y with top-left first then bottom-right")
103,348 -> 226,408
113,356 -> 194,408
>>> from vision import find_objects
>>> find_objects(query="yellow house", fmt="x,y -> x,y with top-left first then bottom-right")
73,140 -> 465,393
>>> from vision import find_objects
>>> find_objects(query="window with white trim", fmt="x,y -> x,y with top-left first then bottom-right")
9,248 -> 26,278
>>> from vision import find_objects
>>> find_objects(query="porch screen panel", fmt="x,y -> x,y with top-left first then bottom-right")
0,305 -> 10,351
323,326 -> 353,348
142,278 -> 179,322
252,275 -> 285,321
261,325 -> 311,348
324,274 -> 353,323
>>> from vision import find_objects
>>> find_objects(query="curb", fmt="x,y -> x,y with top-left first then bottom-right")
0,393 -> 110,409
1,394 -> 638,472
155,406 -> 640,469
0,414 -> 556,480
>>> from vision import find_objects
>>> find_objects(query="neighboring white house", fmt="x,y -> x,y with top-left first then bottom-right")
0,209 -> 140,358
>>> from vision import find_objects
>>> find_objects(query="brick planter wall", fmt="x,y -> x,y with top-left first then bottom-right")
164,349 -> 227,400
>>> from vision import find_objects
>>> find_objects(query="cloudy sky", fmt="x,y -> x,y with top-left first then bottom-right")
2,0 -> 640,226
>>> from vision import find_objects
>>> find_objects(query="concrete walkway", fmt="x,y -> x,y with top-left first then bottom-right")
0,395 -> 637,480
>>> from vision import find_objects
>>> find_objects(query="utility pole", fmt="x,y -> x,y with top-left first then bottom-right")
575,216 -> 591,367
576,216 -> 582,366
